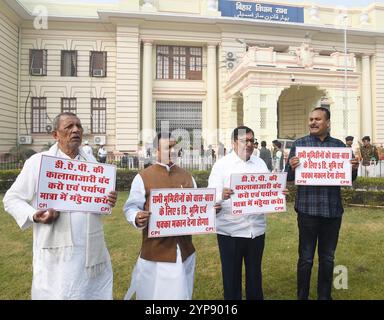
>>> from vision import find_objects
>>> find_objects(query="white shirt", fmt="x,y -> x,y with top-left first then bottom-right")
123,162 -> 197,228
98,148 -> 107,157
253,148 -> 260,157
273,150 -> 283,172
208,151 -> 269,239
82,145 -> 93,156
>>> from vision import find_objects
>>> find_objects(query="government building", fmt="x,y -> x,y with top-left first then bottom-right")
1,0 -> 384,155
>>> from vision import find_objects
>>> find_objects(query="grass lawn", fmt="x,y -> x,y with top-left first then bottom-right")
0,192 -> 383,300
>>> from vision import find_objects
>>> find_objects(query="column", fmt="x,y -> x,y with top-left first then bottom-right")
207,43 -> 218,146
142,40 -> 153,139
115,25 -> 140,151
242,86 -> 260,133
361,55 -> 373,137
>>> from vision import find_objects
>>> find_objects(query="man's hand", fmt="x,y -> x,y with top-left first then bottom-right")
107,190 -> 118,207
222,188 -> 234,200
214,203 -> 222,214
135,211 -> 151,228
33,208 -> 60,224
289,156 -> 300,170
350,158 -> 360,170
282,188 -> 289,197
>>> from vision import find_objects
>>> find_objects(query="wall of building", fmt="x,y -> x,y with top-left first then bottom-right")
18,21 -> 116,151
0,0 -> 20,153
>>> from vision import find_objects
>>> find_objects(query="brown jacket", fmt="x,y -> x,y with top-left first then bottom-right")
139,163 -> 195,263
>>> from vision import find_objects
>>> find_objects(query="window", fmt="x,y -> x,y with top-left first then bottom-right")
260,95 -> 267,106
260,108 -> 267,129
157,46 -> 169,79
61,51 -> 77,76
29,49 -> 47,76
91,98 -> 106,134
61,98 -> 77,113
156,101 -> 202,145
188,47 -> 202,79
343,109 -> 349,131
31,97 -> 47,133
156,46 -> 202,80
260,95 -> 267,129
90,51 -> 107,77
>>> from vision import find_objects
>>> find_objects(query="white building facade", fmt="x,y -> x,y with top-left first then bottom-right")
1,0 -> 384,155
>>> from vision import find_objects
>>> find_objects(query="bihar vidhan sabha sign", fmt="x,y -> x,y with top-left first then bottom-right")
295,147 -> 352,186
230,173 -> 287,215
37,155 -> 116,214
219,0 -> 304,23
148,188 -> 216,238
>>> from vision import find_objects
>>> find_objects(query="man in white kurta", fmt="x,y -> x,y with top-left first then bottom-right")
82,140 -> 93,157
123,133 -> 197,300
3,113 -> 116,300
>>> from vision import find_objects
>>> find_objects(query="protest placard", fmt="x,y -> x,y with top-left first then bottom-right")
148,188 -> 216,238
295,147 -> 352,186
230,173 -> 287,215
37,155 -> 116,214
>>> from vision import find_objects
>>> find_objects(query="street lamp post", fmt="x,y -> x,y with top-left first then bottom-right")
343,14 -> 348,136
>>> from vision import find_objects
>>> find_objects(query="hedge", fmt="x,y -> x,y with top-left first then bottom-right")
1,169 -> 383,206
0,170 -> 21,193
115,169 -> 139,191
352,177 -> 384,191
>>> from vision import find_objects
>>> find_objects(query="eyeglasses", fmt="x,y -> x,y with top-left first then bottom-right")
237,139 -> 256,145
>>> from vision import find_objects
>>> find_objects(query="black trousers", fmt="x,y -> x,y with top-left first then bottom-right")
297,213 -> 342,300
217,233 -> 265,300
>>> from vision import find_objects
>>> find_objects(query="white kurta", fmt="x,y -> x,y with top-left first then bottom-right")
3,145 -> 113,300
125,246 -> 196,300
123,162 -> 197,300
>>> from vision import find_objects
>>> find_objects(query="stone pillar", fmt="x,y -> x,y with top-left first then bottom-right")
142,40 -> 153,140
115,25 -> 140,151
242,86 -> 260,134
206,43 -> 218,146
329,92 -> 346,138
361,55 -> 373,137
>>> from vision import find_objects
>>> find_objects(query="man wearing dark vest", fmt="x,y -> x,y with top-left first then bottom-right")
123,132 -> 197,300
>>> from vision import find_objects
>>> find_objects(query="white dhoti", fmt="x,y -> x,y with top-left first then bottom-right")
125,246 -> 195,300
32,212 -> 113,300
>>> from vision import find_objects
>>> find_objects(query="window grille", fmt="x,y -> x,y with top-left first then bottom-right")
31,97 -> 47,133
91,98 -> 107,134
61,51 -> 77,76
156,101 -> 202,145
61,98 -> 77,113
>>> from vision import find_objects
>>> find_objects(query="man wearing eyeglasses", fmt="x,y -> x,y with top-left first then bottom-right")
208,126 -> 269,300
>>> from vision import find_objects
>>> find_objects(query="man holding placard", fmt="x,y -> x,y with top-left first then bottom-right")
3,112 -> 117,299
208,126 -> 271,300
123,132 -> 198,300
285,107 -> 359,300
